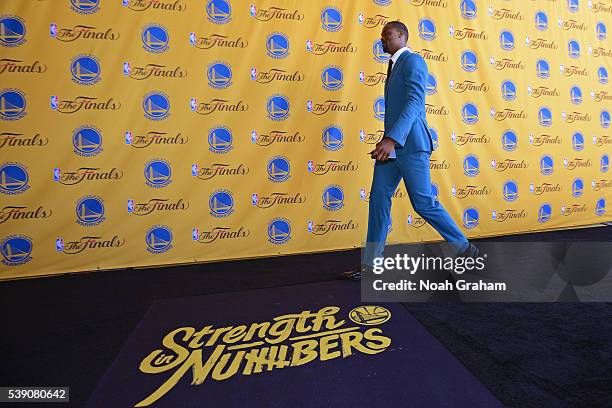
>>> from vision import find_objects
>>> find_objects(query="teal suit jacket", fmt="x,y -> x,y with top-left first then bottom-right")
384,50 -> 435,153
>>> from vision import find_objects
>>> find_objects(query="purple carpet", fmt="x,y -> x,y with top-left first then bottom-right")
88,281 -> 501,407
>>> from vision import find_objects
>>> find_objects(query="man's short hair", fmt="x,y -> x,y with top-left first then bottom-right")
386,21 -> 409,40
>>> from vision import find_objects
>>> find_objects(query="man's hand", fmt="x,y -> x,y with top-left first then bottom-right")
369,137 -> 396,161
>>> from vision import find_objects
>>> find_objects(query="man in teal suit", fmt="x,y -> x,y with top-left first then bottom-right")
344,21 -> 476,279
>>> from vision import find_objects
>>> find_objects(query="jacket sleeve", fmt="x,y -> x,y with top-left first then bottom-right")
385,54 -> 427,147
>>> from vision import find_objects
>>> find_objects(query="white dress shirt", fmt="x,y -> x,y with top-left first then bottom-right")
390,46 -> 409,70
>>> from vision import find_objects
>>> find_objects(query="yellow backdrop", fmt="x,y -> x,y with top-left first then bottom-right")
1,0 -> 611,279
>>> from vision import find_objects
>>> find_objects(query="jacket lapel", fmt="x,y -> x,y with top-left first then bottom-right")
385,51 -> 409,100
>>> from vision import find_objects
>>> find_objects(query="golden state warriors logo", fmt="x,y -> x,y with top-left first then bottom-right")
568,40 -> 580,58
268,217 -> 291,244
601,110 -> 610,128
595,198 -> 606,216
322,185 -> 344,211
572,132 -> 584,151
0,89 -> 26,120
321,66 -> 343,91
538,107 -> 552,127
208,127 -> 232,153
267,95 -> 289,121
146,225 -> 172,254
462,102 -> 478,124
596,22 -> 607,41
567,0 -> 579,12
70,55 -> 101,85
72,126 -> 102,157
538,203 -> 552,222
267,156 -> 290,182
535,11 -> 548,31
266,33 -> 289,59
0,162 -> 29,195
461,50 -> 478,72
598,67 -> 608,84
76,195 -> 105,226
207,62 -> 232,89
70,0 -> 100,14
321,7 -> 342,32
0,16 -> 26,47
463,207 -> 479,229
424,186 -> 437,205
349,306 -> 391,325
426,74 -> 437,95
322,125 -> 343,151
570,86 -> 582,104
143,92 -> 170,120
499,30 -> 514,50
536,59 -> 550,78
571,178 -> 584,197
372,40 -> 389,63
418,19 -> 436,40
206,0 -> 231,24
142,24 -> 169,53
463,154 -> 479,177
209,190 -> 234,217
373,97 -> 385,121
540,155 -> 554,175
502,130 -> 518,151
503,180 -> 518,202
601,154 -> 609,172
500,80 -> 516,101
144,159 -> 171,188
460,0 -> 477,19
430,127 -> 439,149
1,235 -> 32,266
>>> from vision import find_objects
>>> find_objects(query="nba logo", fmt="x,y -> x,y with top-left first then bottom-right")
189,32 -> 196,45
250,67 -> 257,80
192,228 -> 199,241
358,13 -> 364,25
50,95 -> 58,110
359,71 -> 365,83
250,4 -> 256,17
360,188 -> 366,200
55,238 -> 64,252
251,130 -> 257,143
307,160 -> 314,172
306,40 -> 313,52
190,98 -> 197,111
53,168 -> 61,182
123,62 -> 130,75
360,129 -> 365,142
307,220 -> 313,232
127,199 -> 134,213
492,210 -> 497,220
251,193 -> 258,205
191,163 -> 198,176
50,23 -> 57,38
307,100 -> 313,112
122,0 -> 129,6
125,130 -> 132,144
